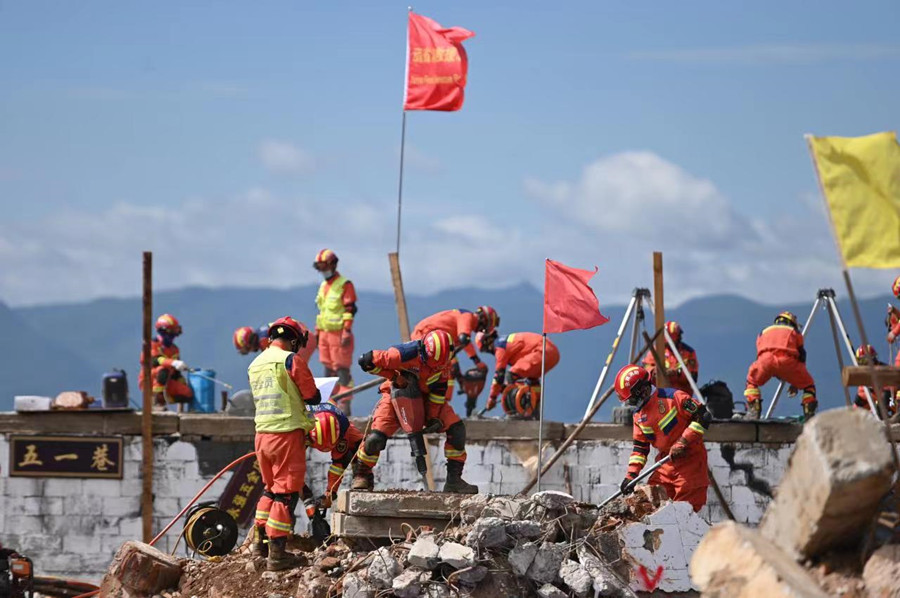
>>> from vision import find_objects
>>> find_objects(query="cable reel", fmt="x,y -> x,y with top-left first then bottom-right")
183,503 -> 239,557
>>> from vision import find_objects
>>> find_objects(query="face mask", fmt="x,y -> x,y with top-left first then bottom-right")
320,269 -> 335,279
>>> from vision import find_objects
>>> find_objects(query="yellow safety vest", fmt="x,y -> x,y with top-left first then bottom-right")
248,347 -> 315,433
315,275 -> 350,332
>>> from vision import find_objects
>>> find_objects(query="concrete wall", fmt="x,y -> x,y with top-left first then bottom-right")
0,412 -> 809,582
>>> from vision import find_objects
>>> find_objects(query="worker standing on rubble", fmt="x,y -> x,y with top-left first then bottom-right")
303,403 -> 364,511
234,324 -> 317,363
313,249 -> 357,416
743,311 -> 817,420
642,321 -> 699,394
477,331 -> 560,420
248,316 -> 321,571
615,364 -> 712,512
139,313 -> 194,410
411,306 -> 500,416
886,275 -> 900,367
854,345 -> 897,416
353,330 -> 479,494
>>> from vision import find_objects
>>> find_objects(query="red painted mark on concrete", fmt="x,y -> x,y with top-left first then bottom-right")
638,565 -> 664,591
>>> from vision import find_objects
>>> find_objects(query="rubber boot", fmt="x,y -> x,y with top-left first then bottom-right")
465,397 -> 477,418
152,392 -> 168,412
266,536 -> 303,571
350,461 -> 374,491
802,400 -> 818,420
745,400 -> 761,421
249,525 -> 268,558
443,460 -> 478,494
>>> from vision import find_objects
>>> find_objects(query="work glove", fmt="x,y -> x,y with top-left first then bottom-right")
171,360 -> 188,372
670,439 -> 689,460
620,475 -> 637,496
787,385 -> 798,397
340,329 -> 353,347
888,332 -> 896,344
316,494 -> 332,509
358,351 -> 375,372
424,417 -> 443,434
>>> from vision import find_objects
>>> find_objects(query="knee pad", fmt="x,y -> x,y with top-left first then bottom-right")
271,492 -> 295,506
337,368 -> 352,386
364,430 -> 389,455
446,421 -> 466,449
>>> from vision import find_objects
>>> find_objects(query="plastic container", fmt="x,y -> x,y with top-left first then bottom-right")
188,369 -> 217,413
102,369 -> 130,408
14,396 -> 52,411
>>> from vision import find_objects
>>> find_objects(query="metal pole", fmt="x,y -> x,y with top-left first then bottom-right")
141,252 -> 153,543
823,297 -> 854,410
583,293 -> 639,418
764,298 -> 822,419
628,300 -> 643,363
826,295 -> 878,415
395,111 -> 407,255
536,333 -> 548,491
663,327 -> 704,401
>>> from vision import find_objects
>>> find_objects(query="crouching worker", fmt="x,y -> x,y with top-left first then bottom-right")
248,317 -> 321,571
615,364 -> 711,512
479,331 -> 560,420
354,331 -> 478,494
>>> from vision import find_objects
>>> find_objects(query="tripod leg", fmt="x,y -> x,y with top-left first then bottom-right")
663,328 -> 704,401
825,301 -> 853,409
827,297 -> 879,416
765,298 -> 822,419
583,294 -> 639,419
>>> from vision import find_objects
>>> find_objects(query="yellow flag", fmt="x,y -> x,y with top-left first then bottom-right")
808,132 -> 900,268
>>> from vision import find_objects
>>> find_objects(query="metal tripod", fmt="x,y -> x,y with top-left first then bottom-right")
764,288 -> 878,418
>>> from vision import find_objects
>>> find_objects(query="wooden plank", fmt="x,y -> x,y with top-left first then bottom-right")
705,422 -> 758,443
561,423 -> 633,442
652,252 -> 670,388
388,252 -> 411,343
179,414 -> 255,439
757,421 -> 803,444
842,366 -> 900,387
334,490 -> 469,519
141,250 -> 153,543
332,512 -> 455,538
0,412 -> 178,436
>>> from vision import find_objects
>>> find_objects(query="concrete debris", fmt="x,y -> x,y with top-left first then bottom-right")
690,521 -> 830,598
260,571 -> 279,581
527,542 -> 570,584
99,540 -> 183,598
453,565 -> 488,587
424,583 -> 451,598
536,583 -> 567,598
531,490 -> 576,511
759,409 -> 894,560
575,543 -> 637,598
408,534 -> 441,570
392,567 -> 431,598
438,541 -> 475,569
863,544 -> 900,598
367,546 -> 402,590
508,540 -> 539,577
466,516 -> 509,548
341,572 -> 375,598
559,559 -> 593,597
505,519 -> 543,540
460,495 -> 527,522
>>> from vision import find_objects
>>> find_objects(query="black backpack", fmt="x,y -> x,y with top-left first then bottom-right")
700,380 -> 734,419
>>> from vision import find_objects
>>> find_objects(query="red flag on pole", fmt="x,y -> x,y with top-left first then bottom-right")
404,12 -> 475,111
543,259 -> 610,334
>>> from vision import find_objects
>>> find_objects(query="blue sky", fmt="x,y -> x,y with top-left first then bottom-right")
1,1 -> 898,306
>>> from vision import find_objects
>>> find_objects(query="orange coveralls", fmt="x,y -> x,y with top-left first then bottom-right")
316,274 -> 357,383
890,316 -> 900,367
744,324 -> 816,407
138,338 -> 194,403
356,341 -> 466,470
489,332 -> 560,400
412,309 -> 481,398
642,342 -> 699,395
627,388 -> 709,511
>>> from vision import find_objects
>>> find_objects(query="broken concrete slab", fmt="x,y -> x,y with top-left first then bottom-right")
408,534 -> 440,570
392,567 -> 431,598
559,559 -> 592,597
759,409 -> 894,560
466,516 -> 508,548
527,542 -> 569,584
366,547 -> 402,590
506,519 -> 543,540
99,541 -> 182,597
438,541 -> 475,569
341,572 -> 375,598
531,490 -> 576,510
460,495 -> 527,522
536,583 -> 567,598
862,544 -> 900,598
335,490 -> 468,520
576,543 -> 638,598
508,540 -> 539,577
453,565 -> 488,587
690,521 -> 830,598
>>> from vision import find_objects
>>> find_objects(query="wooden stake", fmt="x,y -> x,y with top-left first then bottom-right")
388,252 -> 412,342
652,252 -> 669,388
141,251 -> 153,543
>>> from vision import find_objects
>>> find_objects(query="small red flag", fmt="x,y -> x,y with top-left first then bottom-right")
543,259 -> 610,334
404,12 -> 475,111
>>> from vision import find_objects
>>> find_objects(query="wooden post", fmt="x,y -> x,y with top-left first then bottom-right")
221,390 -> 229,412
652,252 -> 669,388
388,252 -> 412,342
141,251 -> 153,543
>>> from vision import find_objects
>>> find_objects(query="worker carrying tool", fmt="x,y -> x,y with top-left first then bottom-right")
247,316 -> 321,571
477,331 -> 560,420
234,324 -> 318,363
854,345 -> 897,417
313,248 -> 358,416
642,321 -> 699,394
354,330 -> 478,494
743,311 -> 817,420
139,313 -> 195,410
886,275 -> 900,366
615,364 -> 712,512
411,306 -> 500,415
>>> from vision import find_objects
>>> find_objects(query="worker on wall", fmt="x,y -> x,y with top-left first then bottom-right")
313,249 -> 357,416
139,313 -> 194,410
248,317 -> 321,571
615,364 -> 712,512
642,321 -> 699,394
411,306 -> 500,416
234,324 -> 317,363
477,331 -> 560,420
886,275 -> 900,367
743,311 -> 817,420
353,330 -> 478,494
854,344 -> 897,417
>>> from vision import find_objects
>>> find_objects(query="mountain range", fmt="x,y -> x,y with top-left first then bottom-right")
2,283 -> 896,422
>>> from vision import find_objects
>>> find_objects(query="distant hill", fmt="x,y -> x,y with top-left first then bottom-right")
5,285 -> 896,422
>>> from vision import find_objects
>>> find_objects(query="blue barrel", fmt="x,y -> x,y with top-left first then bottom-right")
188,369 -> 217,413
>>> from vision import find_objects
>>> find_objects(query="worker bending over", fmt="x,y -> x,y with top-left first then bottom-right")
642,321 -> 699,394
303,403 -> 364,511
313,249 -> 357,416
616,364 -> 712,512
234,324 -> 317,363
248,317 -> 320,571
887,276 -> 900,367
744,311 -> 817,420
139,313 -> 194,410
854,345 -> 897,417
354,331 -> 478,494
478,331 -> 560,420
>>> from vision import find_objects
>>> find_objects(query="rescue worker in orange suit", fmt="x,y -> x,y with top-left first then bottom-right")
615,364 -> 712,512
354,330 -> 478,494
886,275 -> 900,367
234,325 -> 318,364
301,404 -> 364,522
248,317 -> 321,571
411,306 -> 500,416
743,311 -> 817,420
642,321 -> 699,394
854,345 -> 897,417
313,249 -> 357,416
139,314 -> 194,410
477,331 -> 560,419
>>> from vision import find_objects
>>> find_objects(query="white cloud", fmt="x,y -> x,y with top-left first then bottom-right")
629,43 -> 900,65
402,145 -> 443,174
258,139 -> 315,175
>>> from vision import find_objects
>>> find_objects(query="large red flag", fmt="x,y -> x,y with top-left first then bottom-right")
404,12 -> 475,111
543,259 -> 610,334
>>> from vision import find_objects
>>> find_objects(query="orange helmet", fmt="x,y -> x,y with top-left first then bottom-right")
308,409 -> 341,452
475,330 -> 498,354
420,330 -> 454,369
893,275 -> 900,300
313,248 -> 338,272
615,364 -> 652,408
233,326 -> 258,355
666,321 -> 683,343
155,313 -> 182,336
476,305 -> 499,334
856,344 -> 877,365
774,311 -> 798,329
268,316 -> 309,348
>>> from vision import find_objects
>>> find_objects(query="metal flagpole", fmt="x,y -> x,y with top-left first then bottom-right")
396,7 -> 413,254
536,333 -> 548,491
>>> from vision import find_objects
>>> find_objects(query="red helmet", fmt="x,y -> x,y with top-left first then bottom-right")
308,409 -> 341,452
475,330 -> 498,354
155,313 -> 182,336
893,275 -> 900,300
268,316 -> 309,347
233,326 -> 258,355
666,321 -> 683,343
313,248 -> 338,271
476,305 -> 499,334
856,344 -> 877,365
774,311 -> 798,328
615,365 -> 652,407
421,330 -> 454,368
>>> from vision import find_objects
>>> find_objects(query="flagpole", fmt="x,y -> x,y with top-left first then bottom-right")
396,109 -> 407,254
536,332 -> 548,492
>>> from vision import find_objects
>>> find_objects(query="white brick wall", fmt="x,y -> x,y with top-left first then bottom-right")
0,433 -> 792,582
